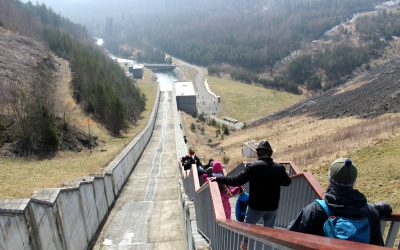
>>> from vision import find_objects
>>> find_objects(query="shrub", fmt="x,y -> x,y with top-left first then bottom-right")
305,74 -> 322,90
222,155 -> 230,165
200,126 -> 205,135
190,123 -> 196,132
198,112 -> 206,122
222,124 -> 230,135
209,118 -> 217,127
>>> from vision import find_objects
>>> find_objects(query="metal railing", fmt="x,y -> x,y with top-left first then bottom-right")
275,173 -> 324,228
181,160 -> 400,249
181,163 -> 199,201
381,214 -> 400,248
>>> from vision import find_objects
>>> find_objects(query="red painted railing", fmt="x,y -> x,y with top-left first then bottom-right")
180,161 -> 400,249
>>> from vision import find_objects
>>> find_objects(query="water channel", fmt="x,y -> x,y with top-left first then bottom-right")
155,73 -> 177,92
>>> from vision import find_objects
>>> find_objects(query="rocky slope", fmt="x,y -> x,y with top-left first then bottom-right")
250,43 -> 400,126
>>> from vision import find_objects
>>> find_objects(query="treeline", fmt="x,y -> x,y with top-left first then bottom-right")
208,40 -> 377,93
281,44 -> 368,91
116,0 -> 377,70
355,9 -> 400,40
136,47 -> 171,64
70,42 -> 145,134
0,0 -> 145,154
279,9 -> 400,91
43,29 -> 145,134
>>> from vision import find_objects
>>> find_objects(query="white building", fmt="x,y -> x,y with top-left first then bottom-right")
174,81 -> 197,115
242,140 -> 258,158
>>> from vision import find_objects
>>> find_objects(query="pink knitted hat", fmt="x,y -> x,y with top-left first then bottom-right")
212,160 -> 223,173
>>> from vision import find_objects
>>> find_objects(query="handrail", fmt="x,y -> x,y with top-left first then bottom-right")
278,160 -> 302,175
220,220 -> 389,250
301,172 -> 325,199
198,179 -> 389,250
185,160 -> 400,249
385,212 -> 400,222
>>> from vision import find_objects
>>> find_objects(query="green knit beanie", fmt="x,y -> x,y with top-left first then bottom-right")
328,158 -> 357,187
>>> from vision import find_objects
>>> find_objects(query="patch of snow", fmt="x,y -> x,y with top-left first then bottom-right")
376,0 -> 400,9
103,239 -> 113,246
94,37 -> 104,46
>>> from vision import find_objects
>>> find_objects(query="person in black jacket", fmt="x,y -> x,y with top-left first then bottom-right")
288,158 -> 392,246
211,140 -> 291,227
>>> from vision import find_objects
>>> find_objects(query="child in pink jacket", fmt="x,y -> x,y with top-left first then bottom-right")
211,160 -> 241,219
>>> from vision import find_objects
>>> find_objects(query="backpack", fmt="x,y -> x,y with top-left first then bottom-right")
235,192 -> 249,222
315,199 -> 370,243
182,156 -> 192,170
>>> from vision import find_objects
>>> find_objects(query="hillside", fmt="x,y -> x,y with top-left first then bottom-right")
250,57 -> 400,126
181,36 -> 400,213
0,26 -> 159,196
207,76 -> 304,122
0,0 -> 148,156
0,27 -> 98,155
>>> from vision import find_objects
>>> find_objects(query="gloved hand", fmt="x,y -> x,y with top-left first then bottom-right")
209,177 -> 217,182
372,201 -> 392,218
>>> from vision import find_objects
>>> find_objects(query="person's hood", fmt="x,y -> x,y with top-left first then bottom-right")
257,156 -> 273,163
324,185 -> 369,217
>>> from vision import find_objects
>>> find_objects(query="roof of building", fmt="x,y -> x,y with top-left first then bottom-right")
131,64 -> 144,69
174,81 -> 196,96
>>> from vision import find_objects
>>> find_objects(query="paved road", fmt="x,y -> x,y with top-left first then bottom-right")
174,58 -> 221,116
94,92 -> 184,250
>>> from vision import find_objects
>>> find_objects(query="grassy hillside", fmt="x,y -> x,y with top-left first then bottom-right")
0,77 -> 158,198
208,76 -> 304,121
182,111 -> 400,214
313,135 -> 400,209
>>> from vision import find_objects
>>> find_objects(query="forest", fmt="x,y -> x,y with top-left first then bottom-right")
98,0 -> 383,92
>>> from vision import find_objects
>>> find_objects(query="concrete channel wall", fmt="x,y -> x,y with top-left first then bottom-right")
173,90 -> 209,250
0,86 -> 160,250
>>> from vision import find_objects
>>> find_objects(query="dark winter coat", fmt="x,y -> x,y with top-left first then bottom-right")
215,157 -> 291,211
287,186 -> 384,246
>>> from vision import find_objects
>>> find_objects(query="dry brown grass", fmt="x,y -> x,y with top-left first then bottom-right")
182,112 -> 400,214
0,59 -> 158,198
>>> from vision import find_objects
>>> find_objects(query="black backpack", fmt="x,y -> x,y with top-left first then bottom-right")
182,156 -> 192,170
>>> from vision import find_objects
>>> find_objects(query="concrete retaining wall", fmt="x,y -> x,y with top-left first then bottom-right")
179,179 -> 210,250
0,85 -> 160,250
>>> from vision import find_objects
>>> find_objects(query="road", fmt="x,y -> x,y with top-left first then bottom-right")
173,58 -> 221,116
93,92 -> 184,250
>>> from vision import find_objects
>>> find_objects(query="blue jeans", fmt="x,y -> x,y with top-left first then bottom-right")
245,207 -> 277,227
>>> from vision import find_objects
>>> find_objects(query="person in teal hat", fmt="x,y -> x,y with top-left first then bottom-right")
288,158 -> 392,246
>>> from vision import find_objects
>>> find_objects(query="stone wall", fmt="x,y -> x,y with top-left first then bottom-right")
0,86 -> 160,250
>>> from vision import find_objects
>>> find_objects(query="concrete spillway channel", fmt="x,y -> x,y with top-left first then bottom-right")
94,92 -> 184,250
